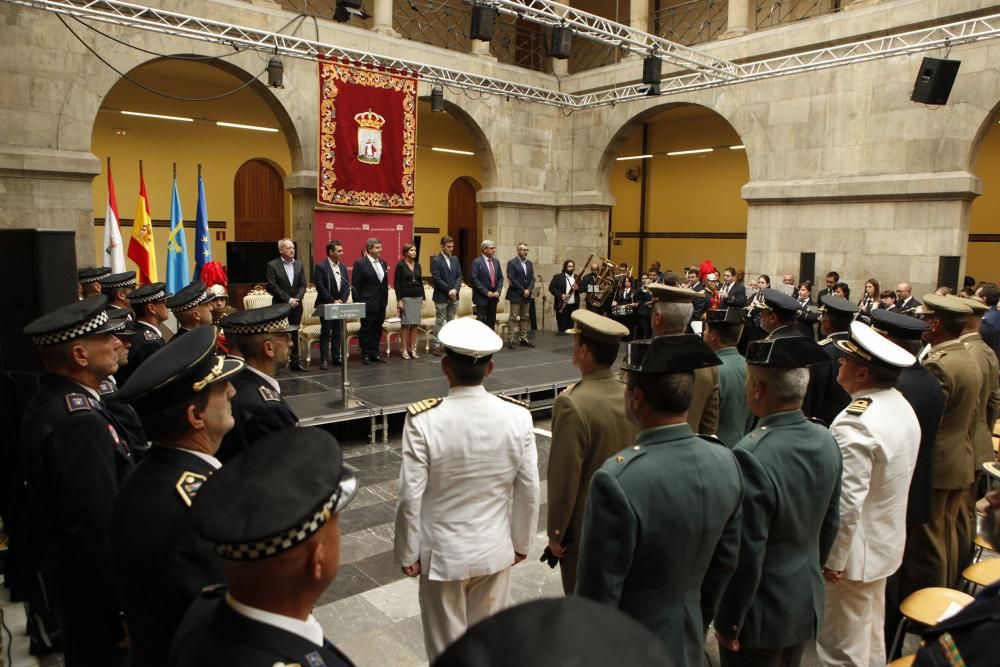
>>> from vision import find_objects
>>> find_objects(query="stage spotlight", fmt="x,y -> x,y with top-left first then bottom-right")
470,3 -> 497,41
267,57 -> 284,88
431,85 -> 444,112
549,26 -> 572,60
335,0 -> 369,22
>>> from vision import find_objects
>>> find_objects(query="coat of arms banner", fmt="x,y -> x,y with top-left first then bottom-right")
318,60 -> 417,209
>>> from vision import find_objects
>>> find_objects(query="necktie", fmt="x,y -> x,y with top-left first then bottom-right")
373,259 -> 384,282
487,259 -> 495,288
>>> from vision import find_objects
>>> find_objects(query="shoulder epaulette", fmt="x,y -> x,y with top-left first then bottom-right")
176,471 -> 209,508
65,393 -> 91,413
499,395 -> 529,409
407,397 -> 442,416
846,397 -> 872,416
610,443 -> 645,468
560,382 -> 578,397
698,434 -> 727,447
818,337 -> 834,346
807,416 -> 828,427
98,380 -> 115,396
200,583 -> 227,598
258,386 -> 281,402
143,329 -> 159,341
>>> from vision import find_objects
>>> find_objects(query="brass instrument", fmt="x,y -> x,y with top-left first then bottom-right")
558,254 -> 592,314
585,257 -> 631,311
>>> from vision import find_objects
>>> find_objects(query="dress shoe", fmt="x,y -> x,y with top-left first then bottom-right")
290,363 -> 308,372
371,355 -> 387,363
362,357 -> 370,365
431,347 -> 444,357
320,360 -> 329,370
331,358 -> 343,366
519,340 -> 536,348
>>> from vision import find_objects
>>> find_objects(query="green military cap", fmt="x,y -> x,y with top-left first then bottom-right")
647,283 -> 702,302
920,294 -> 972,317
957,296 -> 989,314
568,309 -> 629,343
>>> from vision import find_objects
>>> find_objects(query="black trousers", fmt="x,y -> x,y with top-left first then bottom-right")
555,303 -> 577,333
319,317 -> 342,362
476,298 -> 499,330
360,304 -> 385,358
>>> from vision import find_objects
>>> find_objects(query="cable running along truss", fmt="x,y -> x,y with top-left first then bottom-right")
6,0 -> 1000,109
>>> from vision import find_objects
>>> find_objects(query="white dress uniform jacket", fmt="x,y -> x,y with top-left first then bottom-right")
826,386 -> 920,581
394,385 -> 540,581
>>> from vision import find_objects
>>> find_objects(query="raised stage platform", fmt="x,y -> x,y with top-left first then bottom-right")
277,329 -> 577,442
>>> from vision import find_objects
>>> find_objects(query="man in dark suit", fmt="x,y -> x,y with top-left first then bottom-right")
549,259 -> 579,333
505,242 -> 536,348
313,240 -> 352,369
351,237 -> 389,364
896,281 -> 922,315
719,267 -> 747,309
817,271 -> 840,303
430,235 -> 463,356
112,326 -> 242,667
802,294 -> 857,425
685,268 -> 711,331
471,239 -> 503,330
265,238 -> 307,371
978,285 -> 1000,358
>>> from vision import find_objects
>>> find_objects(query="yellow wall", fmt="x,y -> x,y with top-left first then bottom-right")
609,106 -> 749,274
970,121 -> 1000,284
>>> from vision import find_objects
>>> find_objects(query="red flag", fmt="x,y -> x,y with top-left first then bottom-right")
128,162 -> 158,284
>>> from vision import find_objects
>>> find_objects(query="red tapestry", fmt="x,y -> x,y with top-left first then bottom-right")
318,60 -> 417,209
313,210 -> 414,288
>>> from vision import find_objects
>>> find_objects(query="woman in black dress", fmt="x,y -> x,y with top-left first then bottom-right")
394,243 -> 424,359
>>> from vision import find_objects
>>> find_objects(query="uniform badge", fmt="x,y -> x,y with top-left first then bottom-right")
65,393 -> 91,413
259,386 -> 281,402
108,424 -> 122,446
143,329 -> 159,341
98,380 -> 115,395
499,395 -> 529,409
176,471 -> 209,507
407,398 -> 442,415
846,397 -> 872,416
305,652 -> 327,667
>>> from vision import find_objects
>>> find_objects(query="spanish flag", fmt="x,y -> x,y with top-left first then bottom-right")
128,160 -> 158,284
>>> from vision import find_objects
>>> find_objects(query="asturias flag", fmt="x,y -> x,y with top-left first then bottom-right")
165,171 -> 189,294
128,162 -> 158,284
193,168 -> 211,281
102,159 -> 126,272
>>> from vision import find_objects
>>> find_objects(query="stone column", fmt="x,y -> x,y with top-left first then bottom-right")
630,0 -> 649,33
723,0 -> 754,37
371,0 -> 398,36
286,170 -> 318,274
470,38 -> 492,58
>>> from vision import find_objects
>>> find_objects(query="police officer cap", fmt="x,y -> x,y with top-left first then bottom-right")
819,294 -> 859,316
920,294 -> 972,317
222,303 -> 297,335
746,335 -> 827,368
438,317 -> 503,365
835,321 -> 915,369
957,296 -> 989,314
106,306 -> 137,335
759,288 -> 801,313
621,334 -> 721,374
433,596 -> 671,667
646,283 -> 701,302
868,308 -> 928,341
705,308 -> 744,327
167,281 -> 212,312
78,266 -> 111,284
99,271 -> 137,290
191,426 -> 359,561
118,326 -> 244,407
24,294 -> 129,346
568,309 -> 629,343
128,282 -> 169,305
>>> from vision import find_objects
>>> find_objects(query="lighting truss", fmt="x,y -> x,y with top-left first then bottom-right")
487,0 -> 739,80
5,0 -> 1000,109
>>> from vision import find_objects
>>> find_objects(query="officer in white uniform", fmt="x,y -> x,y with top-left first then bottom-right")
393,317 -> 540,660
817,321 -> 921,667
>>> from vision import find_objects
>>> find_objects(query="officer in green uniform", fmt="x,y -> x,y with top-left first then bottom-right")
575,334 -> 743,666
546,309 -> 633,593
704,307 -> 750,447
715,335 -> 842,667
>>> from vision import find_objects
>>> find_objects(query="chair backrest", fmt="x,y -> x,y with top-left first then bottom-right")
386,289 -> 398,317
497,285 -> 510,313
458,283 -> 473,317
422,285 -> 436,318
243,284 -> 272,310
301,285 -> 319,325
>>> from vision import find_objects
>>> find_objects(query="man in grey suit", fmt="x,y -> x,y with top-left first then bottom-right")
265,238 -> 306,371
429,236 -> 463,356
505,242 -> 536,348
470,240 -> 503,330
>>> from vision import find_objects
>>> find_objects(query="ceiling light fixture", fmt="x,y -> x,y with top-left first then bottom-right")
121,110 -> 193,122
616,154 -> 653,161
730,144 -> 746,150
216,121 -> 279,133
666,148 -> 713,156
431,147 -> 475,156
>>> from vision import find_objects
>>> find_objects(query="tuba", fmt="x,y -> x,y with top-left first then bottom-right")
586,257 -> 630,310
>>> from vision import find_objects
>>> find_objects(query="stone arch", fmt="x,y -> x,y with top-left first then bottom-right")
966,99 -> 1000,171
417,92 -> 498,190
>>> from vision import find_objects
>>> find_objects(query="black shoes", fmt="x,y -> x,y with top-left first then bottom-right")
519,340 -> 536,348
370,355 -> 387,363
290,362 -> 308,372
320,360 -> 329,370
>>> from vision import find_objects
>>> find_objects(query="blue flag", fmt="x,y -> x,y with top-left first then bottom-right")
194,172 -> 211,281
165,174 -> 189,295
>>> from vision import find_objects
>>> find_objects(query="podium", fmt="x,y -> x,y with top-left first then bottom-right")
317,303 -> 366,408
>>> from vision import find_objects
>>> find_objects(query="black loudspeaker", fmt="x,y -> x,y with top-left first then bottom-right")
910,57 -> 961,105
470,5 -> 497,41
548,26 -> 573,59
937,255 -> 961,293
642,55 -> 662,85
0,229 -> 79,373
799,252 -> 816,288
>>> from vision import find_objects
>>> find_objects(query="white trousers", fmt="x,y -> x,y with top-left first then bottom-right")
817,577 -> 886,667
418,568 -> 512,660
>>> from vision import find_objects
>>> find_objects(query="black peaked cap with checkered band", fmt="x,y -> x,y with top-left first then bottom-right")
128,282 -> 169,305
190,426 -> 359,561
221,303 -> 297,335
23,295 -> 130,346
167,281 -> 212,312
118,325 -> 243,407
99,271 -> 137,290
78,266 -> 112,284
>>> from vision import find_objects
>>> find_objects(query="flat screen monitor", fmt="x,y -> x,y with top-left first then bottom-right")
226,241 -> 275,284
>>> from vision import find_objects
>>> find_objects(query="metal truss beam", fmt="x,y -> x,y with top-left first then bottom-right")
487,0 -> 739,79
5,0 -> 1000,110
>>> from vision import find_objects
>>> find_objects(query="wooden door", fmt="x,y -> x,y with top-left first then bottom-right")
447,178 -> 478,281
234,159 -> 285,241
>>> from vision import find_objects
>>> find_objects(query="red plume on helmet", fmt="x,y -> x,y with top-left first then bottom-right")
200,261 -> 228,288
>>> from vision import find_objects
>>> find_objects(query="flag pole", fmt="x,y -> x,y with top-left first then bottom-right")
198,163 -> 201,178
173,162 -> 176,179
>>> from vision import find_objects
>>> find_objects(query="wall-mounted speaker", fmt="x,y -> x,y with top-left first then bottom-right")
799,252 -> 816,288
937,255 -> 961,293
470,5 -> 497,42
911,57 -> 961,105
548,26 -> 572,59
